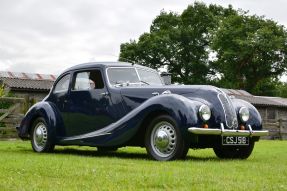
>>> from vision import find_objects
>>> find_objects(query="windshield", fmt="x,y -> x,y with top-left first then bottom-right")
107,67 -> 163,87
137,68 -> 163,85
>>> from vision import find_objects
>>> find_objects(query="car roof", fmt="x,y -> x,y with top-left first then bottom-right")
62,62 -> 155,73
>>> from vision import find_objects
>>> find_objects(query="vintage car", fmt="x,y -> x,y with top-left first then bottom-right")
17,62 -> 268,161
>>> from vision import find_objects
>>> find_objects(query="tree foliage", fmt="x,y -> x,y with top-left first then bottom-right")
119,2 -> 287,96
120,2 -> 233,84
211,13 -> 287,94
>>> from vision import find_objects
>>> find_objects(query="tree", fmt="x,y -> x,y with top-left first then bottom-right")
275,82 -> 287,98
119,2 -> 287,96
211,13 -> 287,95
119,2 -> 234,84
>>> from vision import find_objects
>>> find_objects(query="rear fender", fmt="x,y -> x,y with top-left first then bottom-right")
18,101 -> 62,142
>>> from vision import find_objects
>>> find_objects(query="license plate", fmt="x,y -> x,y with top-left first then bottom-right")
222,136 -> 249,145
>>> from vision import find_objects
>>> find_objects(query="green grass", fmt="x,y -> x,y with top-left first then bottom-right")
0,140 -> 286,191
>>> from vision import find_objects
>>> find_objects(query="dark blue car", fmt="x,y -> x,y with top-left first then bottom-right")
17,62 -> 268,161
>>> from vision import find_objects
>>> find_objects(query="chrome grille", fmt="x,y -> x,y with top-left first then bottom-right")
218,93 -> 238,129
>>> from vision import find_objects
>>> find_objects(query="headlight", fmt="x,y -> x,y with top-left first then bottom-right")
199,105 -> 211,121
239,107 -> 249,122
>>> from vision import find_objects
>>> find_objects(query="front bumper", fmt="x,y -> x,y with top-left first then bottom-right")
188,123 -> 268,137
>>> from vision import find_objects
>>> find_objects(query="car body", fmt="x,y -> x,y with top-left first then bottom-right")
17,62 -> 268,161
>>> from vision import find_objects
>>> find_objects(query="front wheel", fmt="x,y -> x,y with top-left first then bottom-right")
145,115 -> 188,161
213,141 -> 255,159
31,117 -> 55,153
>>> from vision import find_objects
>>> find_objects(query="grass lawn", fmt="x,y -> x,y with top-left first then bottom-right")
0,140 -> 286,191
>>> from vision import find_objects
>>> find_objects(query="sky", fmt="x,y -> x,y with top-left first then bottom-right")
0,0 -> 286,77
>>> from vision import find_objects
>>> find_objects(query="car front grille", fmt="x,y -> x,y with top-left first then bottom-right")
218,93 -> 238,129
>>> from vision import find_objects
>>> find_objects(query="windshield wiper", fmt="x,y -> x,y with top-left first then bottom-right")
140,80 -> 150,85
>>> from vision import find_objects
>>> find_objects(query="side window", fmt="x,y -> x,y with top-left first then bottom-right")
54,74 -> 70,93
73,70 -> 104,91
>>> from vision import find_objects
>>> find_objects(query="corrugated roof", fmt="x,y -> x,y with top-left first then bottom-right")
0,77 -> 53,91
231,94 -> 287,107
220,88 -> 252,96
0,71 -> 57,81
220,88 -> 287,107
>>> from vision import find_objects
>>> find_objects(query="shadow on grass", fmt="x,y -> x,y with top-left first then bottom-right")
10,143 -> 220,161
53,148 -> 150,160
44,148 -> 219,161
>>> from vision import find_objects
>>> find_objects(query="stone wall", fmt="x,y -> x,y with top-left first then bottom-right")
12,91 -> 49,102
256,106 -> 287,139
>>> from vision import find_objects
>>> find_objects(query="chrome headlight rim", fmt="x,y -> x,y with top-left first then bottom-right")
239,107 -> 249,122
199,104 -> 211,121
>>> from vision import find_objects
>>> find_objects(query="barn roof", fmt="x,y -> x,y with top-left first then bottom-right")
0,71 -> 57,81
0,71 -> 56,91
222,88 -> 287,108
0,77 -> 54,92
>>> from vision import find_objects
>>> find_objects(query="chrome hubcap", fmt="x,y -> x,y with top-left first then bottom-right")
155,130 -> 169,148
33,122 -> 48,151
151,121 -> 176,157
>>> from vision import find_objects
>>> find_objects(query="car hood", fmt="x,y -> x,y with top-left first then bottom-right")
120,85 -> 239,129
120,85 -> 224,107
121,84 -> 219,99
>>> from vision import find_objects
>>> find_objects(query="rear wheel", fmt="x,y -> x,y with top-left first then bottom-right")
31,117 -> 55,153
145,115 -> 188,161
213,141 -> 254,159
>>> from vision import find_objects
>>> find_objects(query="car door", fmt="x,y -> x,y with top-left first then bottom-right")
49,73 -> 71,133
64,69 -> 116,137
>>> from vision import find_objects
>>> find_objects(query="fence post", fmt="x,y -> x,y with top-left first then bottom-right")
279,118 -> 283,140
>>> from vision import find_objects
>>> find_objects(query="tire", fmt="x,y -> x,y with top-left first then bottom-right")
97,147 -> 118,152
31,117 -> 55,153
145,115 -> 188,161
213,141 -> 255,159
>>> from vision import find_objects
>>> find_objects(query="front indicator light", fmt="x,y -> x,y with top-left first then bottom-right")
203,124 -> 209,129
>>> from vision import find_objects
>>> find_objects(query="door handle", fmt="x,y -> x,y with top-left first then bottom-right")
101,92 -> 109,96
152,92 -> 159,96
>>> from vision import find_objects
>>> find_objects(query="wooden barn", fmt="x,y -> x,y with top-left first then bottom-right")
0,71 -> 56,101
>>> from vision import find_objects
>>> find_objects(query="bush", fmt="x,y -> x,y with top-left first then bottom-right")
0,84 -> 4,97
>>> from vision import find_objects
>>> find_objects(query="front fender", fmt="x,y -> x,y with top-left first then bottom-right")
231,98 -> 262,130
18,101 -> 62,141
60,94 -> 204,146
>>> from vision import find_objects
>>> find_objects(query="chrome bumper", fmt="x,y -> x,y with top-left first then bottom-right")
188,123 -> 268,137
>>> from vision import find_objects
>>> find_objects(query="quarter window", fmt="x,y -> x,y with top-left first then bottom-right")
54,74 -> 70,93
73,70 -> 104,90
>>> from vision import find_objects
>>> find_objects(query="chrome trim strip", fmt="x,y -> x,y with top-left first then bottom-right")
216,91 -> 238,129
188,123 -> 269,137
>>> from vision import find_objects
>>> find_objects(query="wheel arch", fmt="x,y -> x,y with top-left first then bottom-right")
130,110 -> 170,146
125,94 -> 202,146
18,101 -> 62,141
